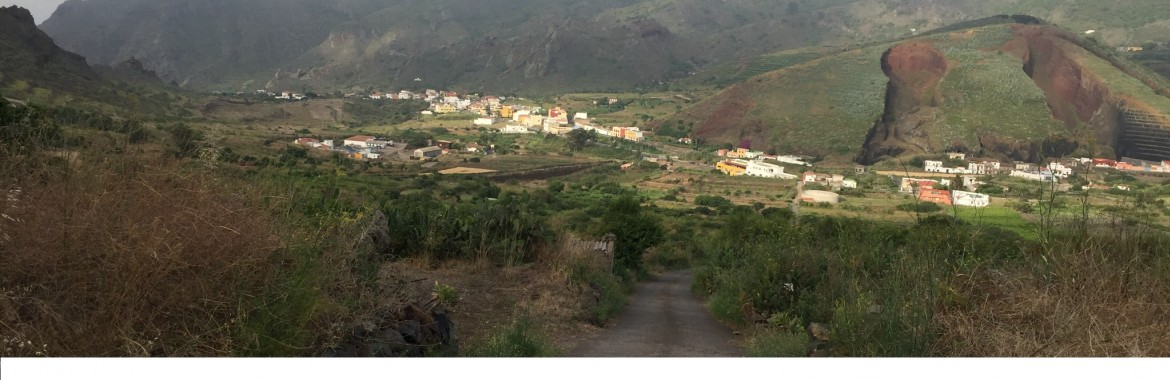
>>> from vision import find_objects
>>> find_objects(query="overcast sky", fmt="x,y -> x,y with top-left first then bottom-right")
2,0 -> 69,24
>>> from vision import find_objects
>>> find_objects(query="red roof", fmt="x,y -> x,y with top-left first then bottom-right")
346,135 -> 376,142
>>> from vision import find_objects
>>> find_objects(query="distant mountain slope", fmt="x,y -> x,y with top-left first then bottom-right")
0,6 -> 99,96
38,0 -> 1170,93
0,6 -> 189,117
665,18 -> 1170,163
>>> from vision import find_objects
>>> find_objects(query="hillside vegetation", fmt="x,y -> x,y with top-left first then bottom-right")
668,20 -> 1170,162
38,0 -> 1170,93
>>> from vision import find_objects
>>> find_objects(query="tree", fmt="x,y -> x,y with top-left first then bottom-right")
602,196 -> 664,274
567,129 -> 598,151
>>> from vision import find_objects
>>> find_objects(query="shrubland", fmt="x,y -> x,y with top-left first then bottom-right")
693,205 -> 1170,356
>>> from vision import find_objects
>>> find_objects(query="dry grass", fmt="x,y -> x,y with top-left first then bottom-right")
936,230 -> 1170,357
375,235 -> 611,353
0,155 -> 286,356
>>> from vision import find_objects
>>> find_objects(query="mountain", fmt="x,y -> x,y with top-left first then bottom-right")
0,6 -> 190,117
664,16 -> 1170,163
39,0 -> 1170,94
0,6 -> 100,98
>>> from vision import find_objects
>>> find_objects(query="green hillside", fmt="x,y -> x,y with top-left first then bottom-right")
671,21 -> 1170,160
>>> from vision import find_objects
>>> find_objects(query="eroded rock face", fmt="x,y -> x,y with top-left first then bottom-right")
858,24 -> 1169,164
858,42 -> 949,164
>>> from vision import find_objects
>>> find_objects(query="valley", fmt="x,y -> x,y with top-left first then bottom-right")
3,1 -> 1170,363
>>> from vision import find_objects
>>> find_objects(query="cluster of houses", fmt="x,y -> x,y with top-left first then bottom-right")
1089,158 -> 1170,174
926,153 -> 1170,184
802,172 -> 858,190
716,159 -> 798,179
922,153 -> 1075,183
499,109 -> 646,142
294,135 -> 490,161
255,90 -> 308,101
712,148 -> 817,180
899,177 -> 991,208
717,148 -> 811,166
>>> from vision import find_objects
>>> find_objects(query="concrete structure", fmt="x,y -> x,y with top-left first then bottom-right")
801,190 -> 841,204
925,160 -> 969,174
1047,162 -> 1074,178
612,127 -> 644,142
745,161 -> 798,179
344,135 -> 377,148
952,191 -> 990,208
716,160 -> 748,176
413,146 -> 443,160
502,125 -> 533,134
474,118 -> 494,126
1010,169 -> 1056,182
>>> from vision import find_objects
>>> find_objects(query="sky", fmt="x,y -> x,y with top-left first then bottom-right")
1,0 -> 69,24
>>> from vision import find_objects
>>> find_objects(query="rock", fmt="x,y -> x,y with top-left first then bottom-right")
807,323 -> 831,357
398,320 -> 422,344
431,310 -> 455,345
358,210 -> 392,254
371,329 -> 415,357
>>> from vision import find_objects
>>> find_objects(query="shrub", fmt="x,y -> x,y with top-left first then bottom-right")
465,317 -> 559,357
896,202 -> 942,213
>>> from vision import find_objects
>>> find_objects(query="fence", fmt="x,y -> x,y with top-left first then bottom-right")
564,233 -> 616,273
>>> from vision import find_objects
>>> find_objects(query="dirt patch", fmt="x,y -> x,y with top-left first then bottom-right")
377,252 -> 607,353
438,167 -> 498,175
1009,25 -> 1109,127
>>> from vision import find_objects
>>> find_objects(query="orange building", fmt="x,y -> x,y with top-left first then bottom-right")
917,189 -> 953,205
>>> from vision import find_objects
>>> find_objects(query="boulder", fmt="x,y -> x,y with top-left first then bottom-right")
398,320 -> 423,344
807,323 -> 831,357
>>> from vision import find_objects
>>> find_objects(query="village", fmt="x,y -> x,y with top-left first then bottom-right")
711,148 -> 1170,209
282,87 -> 651,163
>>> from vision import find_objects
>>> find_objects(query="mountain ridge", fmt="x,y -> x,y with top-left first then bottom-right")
38,0 -> 1170,93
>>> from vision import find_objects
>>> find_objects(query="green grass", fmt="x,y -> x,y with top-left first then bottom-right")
464,317 -> 560,357
746,329 -> 808,357
952,205 -> 1035,239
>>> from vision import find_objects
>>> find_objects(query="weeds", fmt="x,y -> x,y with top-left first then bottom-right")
464,317 -> 559,357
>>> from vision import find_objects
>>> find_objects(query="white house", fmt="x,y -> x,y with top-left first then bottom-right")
774,155 -> 811,166
1048,162 -> 1074,179
947,152 -> 967,160
344,135 -> 377,148
745,161 -> 798,179
925,160 -> 969,174
574,112 -> 589,121
474,118 -> 494,126
502,125 -> 534,134
952,191 -> 990,208
841,179 -> 859,189
1011,169 -> 1056,182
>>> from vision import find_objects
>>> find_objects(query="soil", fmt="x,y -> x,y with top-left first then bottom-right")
569,271 -> 743,357
437,167 -> 498,175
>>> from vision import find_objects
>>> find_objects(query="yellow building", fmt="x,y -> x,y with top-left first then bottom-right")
716,160 -> 747,176
498,105 -> 514,119
434,104 -> 457,114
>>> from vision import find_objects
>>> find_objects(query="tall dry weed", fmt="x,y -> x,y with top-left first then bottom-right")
0,153 -> 298,356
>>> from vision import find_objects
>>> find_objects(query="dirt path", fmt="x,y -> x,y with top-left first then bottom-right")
569,271 -> 743,357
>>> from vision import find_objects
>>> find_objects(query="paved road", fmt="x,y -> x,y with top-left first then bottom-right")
570,271 -> 742,357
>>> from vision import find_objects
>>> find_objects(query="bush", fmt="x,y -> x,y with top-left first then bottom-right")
694,195 -> 733,209
465,317 -> 559,357
896,202 -> 942,213
746,330 -> 808,357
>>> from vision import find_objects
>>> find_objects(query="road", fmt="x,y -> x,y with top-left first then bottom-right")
570,271 -> 742,357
